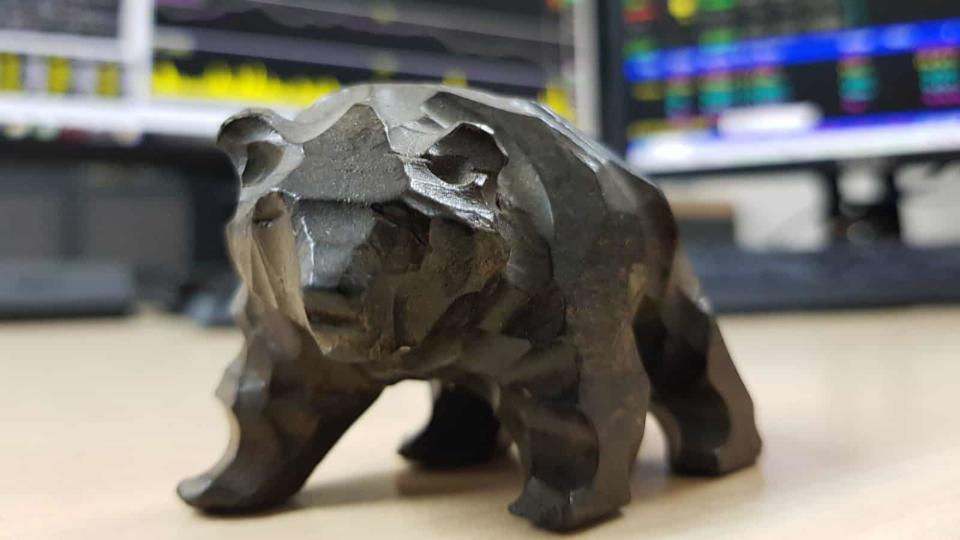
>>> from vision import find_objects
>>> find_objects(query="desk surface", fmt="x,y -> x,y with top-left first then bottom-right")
2,309 -> 959,539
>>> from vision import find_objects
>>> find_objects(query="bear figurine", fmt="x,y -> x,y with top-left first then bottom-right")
177,84 -> 762,531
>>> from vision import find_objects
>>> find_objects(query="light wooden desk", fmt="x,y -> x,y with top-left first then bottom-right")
3,309 -> 959,539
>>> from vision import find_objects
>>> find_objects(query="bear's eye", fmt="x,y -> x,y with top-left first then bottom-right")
426,154 -> 473,185
371,203 -> 428,246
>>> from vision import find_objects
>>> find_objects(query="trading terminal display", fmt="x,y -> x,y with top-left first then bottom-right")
0,0 -> 126,98
152,0 -> 575,117
621,0 -> 960,170
0,0 -> 576,138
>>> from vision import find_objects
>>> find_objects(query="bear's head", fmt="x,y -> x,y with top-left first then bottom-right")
217,88 -> 512,366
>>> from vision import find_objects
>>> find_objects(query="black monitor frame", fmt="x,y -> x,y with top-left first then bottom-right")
595,0 -> 960,176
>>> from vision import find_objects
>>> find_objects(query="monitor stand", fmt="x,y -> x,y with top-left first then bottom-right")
819,160 -> 903,244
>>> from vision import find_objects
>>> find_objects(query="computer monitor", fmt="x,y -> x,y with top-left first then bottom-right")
600,0 -> 960,173
0,0 -> 578,140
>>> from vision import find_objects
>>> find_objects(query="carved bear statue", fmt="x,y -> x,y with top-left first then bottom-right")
177,84 -> 762,531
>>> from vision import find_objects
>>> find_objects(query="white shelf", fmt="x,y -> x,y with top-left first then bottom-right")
0,95 -> 297,139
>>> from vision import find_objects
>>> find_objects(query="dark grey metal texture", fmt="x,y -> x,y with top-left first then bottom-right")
177,84 -> 761,531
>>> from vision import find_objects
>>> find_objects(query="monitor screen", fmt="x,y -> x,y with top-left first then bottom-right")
0,0 -> 576,141
615,0 -> 960,172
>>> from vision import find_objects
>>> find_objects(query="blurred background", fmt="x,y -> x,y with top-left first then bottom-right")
1,0 -> 958,322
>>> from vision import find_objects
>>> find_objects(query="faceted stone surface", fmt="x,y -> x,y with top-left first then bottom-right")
177,84 -> 762,531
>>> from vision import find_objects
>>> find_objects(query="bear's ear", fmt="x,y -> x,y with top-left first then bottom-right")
424,123 -> 507,186
217,111 -> 289,188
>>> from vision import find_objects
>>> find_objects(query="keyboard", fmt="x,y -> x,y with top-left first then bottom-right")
688,244 -> 960,313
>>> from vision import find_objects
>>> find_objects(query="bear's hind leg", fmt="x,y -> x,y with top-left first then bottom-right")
634,281 -> 762,476
177,320 -> 382,513
399,382 -> 504,468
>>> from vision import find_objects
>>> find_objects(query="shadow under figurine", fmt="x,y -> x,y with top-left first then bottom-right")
177,84 -> 762,531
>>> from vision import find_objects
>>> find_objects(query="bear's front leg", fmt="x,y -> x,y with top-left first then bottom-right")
496,336 -> 650,531
178,313 -> 382,513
